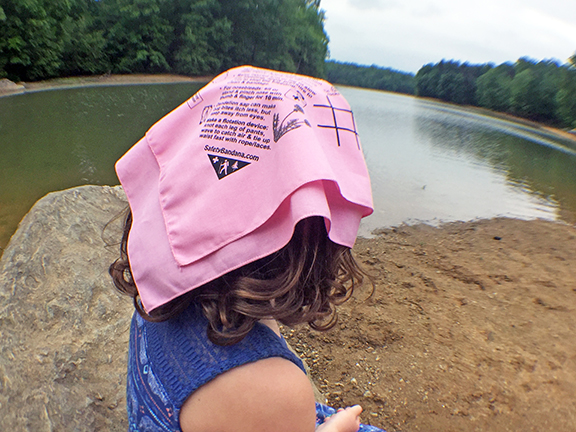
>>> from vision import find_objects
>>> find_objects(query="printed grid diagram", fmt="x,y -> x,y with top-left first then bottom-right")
314,96 -> 360,149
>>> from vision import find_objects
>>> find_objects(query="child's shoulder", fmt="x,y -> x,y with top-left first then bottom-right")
179,356 -> 316,432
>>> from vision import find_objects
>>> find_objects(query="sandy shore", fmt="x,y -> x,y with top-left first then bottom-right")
284,217 -> 576,431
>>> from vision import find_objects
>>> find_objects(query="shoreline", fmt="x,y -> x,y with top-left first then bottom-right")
2,73 -> 575,144
289,217 -> 576,431
0,73 -> 213,97
402,93 -> 576,146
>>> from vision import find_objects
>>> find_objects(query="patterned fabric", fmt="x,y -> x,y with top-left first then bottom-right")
126,305 -> 385,431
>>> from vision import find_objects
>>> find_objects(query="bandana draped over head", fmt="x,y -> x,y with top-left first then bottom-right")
116,66 -> 373,312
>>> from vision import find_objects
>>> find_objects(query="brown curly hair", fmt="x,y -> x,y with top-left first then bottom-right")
110,210 -> 368,346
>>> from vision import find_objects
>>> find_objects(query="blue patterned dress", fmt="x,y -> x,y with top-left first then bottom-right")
126,305 -> 385,431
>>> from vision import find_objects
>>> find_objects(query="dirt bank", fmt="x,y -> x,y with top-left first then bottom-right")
0,73 -> 212,97
284,217 -> 576,432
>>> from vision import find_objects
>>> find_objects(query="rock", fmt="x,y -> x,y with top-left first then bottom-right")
0,186 -> 131,431
0,185 -> 324,430
0,78 -> 25,95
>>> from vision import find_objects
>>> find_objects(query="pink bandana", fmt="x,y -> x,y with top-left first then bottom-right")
116,66 -> 373,312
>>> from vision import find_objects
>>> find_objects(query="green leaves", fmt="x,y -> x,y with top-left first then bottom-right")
0,0 -> 329,81
556,68 -> 576,129
476,64 -> 513,112
327,61 -> 415,95
415,57 -> 576,128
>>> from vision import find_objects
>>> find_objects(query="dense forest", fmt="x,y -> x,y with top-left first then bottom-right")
414,57 -> 576,129
1,0 -> 575,129
326,57 -> 576,129
0,0 -> 328,81
326,60 -> 415,95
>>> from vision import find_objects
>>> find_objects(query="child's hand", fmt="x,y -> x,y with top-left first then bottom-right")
317,405 -> 362,432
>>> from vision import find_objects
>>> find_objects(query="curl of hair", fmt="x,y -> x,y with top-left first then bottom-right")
109,211 -> 368,346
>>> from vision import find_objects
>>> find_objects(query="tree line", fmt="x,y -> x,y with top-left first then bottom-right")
415,57 -> 576,129
2,0 -> 575,129
326,56 -> 576,130
326,60 -> 415,95
0,0 -> 328,81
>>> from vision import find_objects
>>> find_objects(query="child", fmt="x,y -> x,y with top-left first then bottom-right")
110,66 -> 384,432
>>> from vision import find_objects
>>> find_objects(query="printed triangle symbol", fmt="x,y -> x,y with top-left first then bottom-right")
208,154 -> 251,180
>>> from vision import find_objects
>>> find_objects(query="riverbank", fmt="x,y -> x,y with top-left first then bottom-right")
2,73 -> 575,145
0,73 -> 212,97
285,217 -> 576,431
416,94 -> 576,146
2,186 -> 575,431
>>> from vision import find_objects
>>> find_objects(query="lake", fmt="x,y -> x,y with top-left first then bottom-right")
1,83 -> 575,249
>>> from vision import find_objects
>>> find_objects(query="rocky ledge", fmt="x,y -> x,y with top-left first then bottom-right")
0,186 -> 131,431
0,185 -> 323,431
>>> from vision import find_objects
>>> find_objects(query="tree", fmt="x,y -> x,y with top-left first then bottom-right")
98,0 -> 173,73
326,60 -> 415,94
219,0 -> 328,77
510,68 -> 538,118
58,0 -> 109,76
436,62 -> 466,104
508,59 -> 562,122
415,64 -> 440,98
556,67 -> 576,128
283,0 -> 328,77
0,0 -> 330,80
169,0 -> 232,75
415,60 -> 483,104
476,64 -> 513,112
0,0 -> 66,80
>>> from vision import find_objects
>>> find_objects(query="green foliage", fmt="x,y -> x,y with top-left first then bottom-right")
476,64 -> 513,112
1,0 -> 574,129
509,68 -> 536,117
169,0 -> 232,75
99,0 -> 173,73
510,59 -> 561,123
326,60 -> 415,95
219,0 -> 328,77
415,60 -> 486,105
0,0 -> 67,80
0,0 -> 329,81
416,57 -> 576,128
59,0 -> 109,76
285,0 -> 329,78
556,68 -> 576,129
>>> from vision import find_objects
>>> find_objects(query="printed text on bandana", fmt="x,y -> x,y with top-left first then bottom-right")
199,100 -> 274,151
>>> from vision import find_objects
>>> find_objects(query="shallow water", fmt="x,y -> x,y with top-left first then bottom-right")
340,87 -> 576,237
1,83 -> 575,249
0,83 -> 204,249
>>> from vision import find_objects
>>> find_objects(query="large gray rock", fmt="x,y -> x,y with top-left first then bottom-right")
0,186 -> 131,431
0,186 -> 325,431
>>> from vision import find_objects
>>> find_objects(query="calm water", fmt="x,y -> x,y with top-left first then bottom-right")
1,84 -> 576,249
338,87 -> 576,237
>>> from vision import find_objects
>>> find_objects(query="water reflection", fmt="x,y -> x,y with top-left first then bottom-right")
1,84 -> 575,250
337,87 -> 576,236
0,83 -> 205,249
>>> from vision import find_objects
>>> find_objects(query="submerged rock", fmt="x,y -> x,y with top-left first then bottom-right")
0,186 -> 131,431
